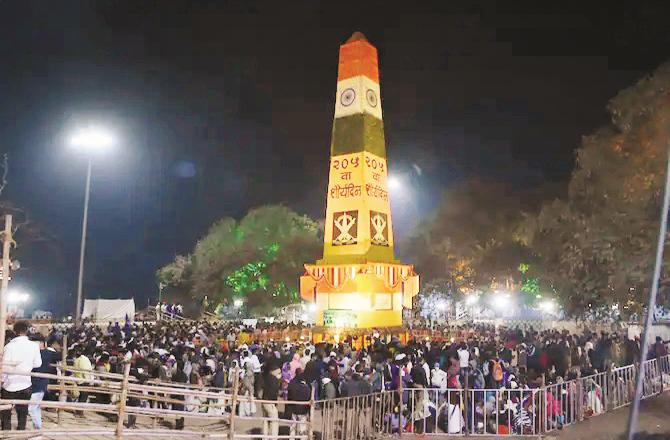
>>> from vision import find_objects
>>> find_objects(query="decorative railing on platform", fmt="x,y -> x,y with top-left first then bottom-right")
0,362 -> 312,439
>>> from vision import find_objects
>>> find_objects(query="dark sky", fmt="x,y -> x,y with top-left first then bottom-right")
1,1 -> 669,314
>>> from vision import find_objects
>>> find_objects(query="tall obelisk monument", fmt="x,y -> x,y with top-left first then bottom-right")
301,32 -> 419,332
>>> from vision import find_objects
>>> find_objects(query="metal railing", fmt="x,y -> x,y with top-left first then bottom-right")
1,354 -> 668,438
312,354 -> 670,438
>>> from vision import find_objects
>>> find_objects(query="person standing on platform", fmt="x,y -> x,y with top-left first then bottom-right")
171,361 -> 188,430
1,321 -> 42,431
286,370 -> 311,438
262,366 -> 281,440
73,347 -> 94,413
29,335 -> 61,430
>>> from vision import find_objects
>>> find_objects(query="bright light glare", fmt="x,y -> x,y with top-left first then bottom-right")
490,294 -> 510,310
308,303 -> 317,313
436,300 -> 447,311
539,300 -> 555,313
349,293 -> 371,311
233,299 -> 243,308
7,289 -> 29,304
387,175 -> 402,191
69,127 -> 115,153
465,295 -> 479,306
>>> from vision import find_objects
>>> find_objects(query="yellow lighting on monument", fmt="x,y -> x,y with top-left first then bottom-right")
299,32 -> 419,338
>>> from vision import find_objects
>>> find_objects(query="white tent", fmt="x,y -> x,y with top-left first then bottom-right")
82,299 -> 135,322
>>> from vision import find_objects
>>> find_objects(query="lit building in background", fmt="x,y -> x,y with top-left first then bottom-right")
300,32 -> 419,337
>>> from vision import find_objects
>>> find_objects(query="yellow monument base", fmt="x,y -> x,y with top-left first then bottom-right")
310,326 -> 409,350
300,262 -> 419,330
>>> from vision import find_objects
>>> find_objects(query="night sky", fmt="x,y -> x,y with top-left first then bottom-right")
1,1 -> 669,314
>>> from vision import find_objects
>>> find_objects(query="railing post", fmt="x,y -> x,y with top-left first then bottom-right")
578,376 -> 584,422
115,362 -> 131,439
603,370 -> 612,412
464,373 -> 469,436
541,385 -> 546,434
57,333 -> 67,426
397,372 -> 404,434
308,386 -> 315,440
229,367 -> 239,440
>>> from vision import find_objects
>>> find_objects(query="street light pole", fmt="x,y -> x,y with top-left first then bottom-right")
75,158 -> 92,324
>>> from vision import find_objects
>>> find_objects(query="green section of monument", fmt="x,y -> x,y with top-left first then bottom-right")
330,114 -> 386,157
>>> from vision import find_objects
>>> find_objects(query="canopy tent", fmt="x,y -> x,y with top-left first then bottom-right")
82,299 -> 135,322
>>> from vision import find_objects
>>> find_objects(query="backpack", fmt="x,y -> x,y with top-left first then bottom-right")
491,360 -> 503,382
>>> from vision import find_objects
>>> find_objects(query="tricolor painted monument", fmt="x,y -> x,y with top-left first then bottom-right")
300,32 -> 419,332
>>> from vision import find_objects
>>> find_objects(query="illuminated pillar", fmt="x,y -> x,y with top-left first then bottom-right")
321,31 -> 395,264
301,32 -> 419,331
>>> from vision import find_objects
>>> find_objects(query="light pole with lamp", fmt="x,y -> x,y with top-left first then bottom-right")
69,127 -> 115,324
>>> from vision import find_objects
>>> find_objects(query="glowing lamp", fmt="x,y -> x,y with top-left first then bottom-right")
69,127 -> 115,153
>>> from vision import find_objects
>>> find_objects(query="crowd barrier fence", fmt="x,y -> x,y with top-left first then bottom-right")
0,354 -> 668,438
313,354 -> 670,438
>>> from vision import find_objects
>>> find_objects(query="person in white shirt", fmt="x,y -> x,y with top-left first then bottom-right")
1,321 -> 42,431
431,363 -> 448,392
457,343 -> 470,369
447,393 -> 464,434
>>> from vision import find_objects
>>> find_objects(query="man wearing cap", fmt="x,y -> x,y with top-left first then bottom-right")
390,353 -> 406,391
321,377 -> 337,400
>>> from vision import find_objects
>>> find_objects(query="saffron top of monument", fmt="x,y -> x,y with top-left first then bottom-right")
300,33 -> 419,331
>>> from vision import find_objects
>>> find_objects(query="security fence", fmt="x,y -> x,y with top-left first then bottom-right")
313,354 -> 670,438
0,355 -> 668,438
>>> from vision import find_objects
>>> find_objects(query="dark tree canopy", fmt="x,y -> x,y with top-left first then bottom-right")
403,62 -> 670,316
401,179 -> 550,297
525,62 -> 670,314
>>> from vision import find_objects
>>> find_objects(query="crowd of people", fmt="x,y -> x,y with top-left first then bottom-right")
0,317 -> 668,435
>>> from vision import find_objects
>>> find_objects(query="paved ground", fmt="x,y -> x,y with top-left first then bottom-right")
546,393 -> 670,440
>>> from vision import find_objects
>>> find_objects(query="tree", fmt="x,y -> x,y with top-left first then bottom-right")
156,205 -> 321,315
156,254 -> 193,303
525,62 -> 670,315
402,179 -> 547,295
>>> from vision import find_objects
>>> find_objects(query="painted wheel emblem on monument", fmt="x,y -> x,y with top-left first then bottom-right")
366,89 -> 378,107
340,88 -> 356,106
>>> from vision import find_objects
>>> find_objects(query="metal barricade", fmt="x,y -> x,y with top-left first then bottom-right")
315,391 -> 395,440
397,387 -> 542,436
313,357 -> 670,439
468,388 -> 541,436
578,371 -> 608,419
543,381 -> 577,433
641,358 -> 662,398
609,364 -> 637,409
402,387 -> 465,435
660,354 -> 670,390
